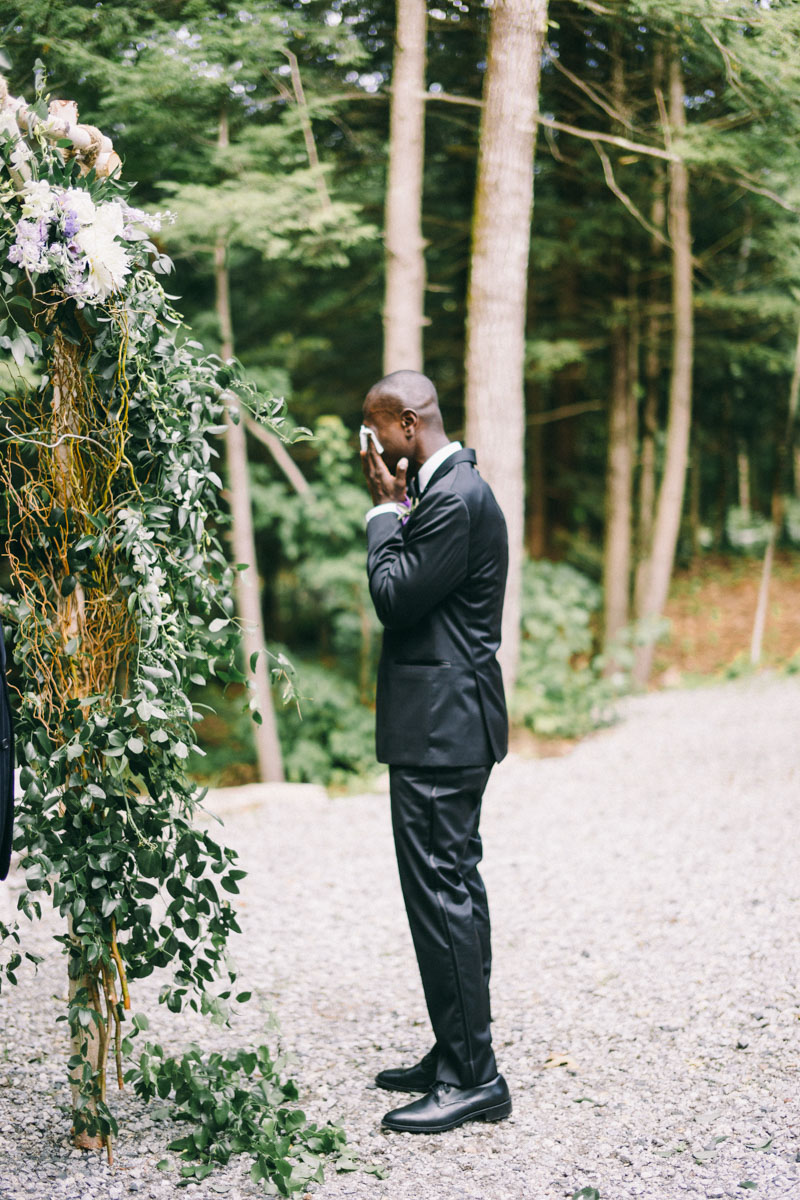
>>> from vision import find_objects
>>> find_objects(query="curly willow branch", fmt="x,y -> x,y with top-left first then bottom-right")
0,315 -> 139,726
1,311 -> 139,1162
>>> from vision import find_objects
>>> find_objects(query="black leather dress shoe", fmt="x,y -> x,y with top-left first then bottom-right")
381,1074 -> 511,1133
375,1048 -> 437,1093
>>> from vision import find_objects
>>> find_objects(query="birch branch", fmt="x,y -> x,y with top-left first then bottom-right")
0,74 -> 121,178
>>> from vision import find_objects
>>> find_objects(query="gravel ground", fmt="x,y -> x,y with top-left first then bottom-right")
0,674 -> 798,1200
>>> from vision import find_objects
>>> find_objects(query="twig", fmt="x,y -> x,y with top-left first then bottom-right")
285,50 -> 333,214
722,174 -> 800,215
528,401 -> 604,425
546,49 -> 632,128
592,141 -> 672,248
701,21 -> 748,104
110,918 -> 130,1010
243,415 -> 311,496
426,92 -> 679,161
750,529 -> 775,665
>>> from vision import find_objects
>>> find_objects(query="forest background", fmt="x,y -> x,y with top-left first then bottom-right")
2,0 -> 799,788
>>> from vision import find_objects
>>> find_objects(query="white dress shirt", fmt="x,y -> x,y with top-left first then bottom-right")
365,442 -> 462,524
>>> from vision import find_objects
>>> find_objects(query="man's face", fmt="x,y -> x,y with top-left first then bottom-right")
362,399 -> 415,473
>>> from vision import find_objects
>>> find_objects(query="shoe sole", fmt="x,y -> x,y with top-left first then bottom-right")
375,1080 -> 432,1094
381,1098 -> 512,1133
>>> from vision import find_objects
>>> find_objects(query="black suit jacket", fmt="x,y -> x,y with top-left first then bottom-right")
366,448 -> 508,767
0,617 -> 14,880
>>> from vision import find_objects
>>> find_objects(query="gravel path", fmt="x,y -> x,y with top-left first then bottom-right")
0,674 -> 798,1200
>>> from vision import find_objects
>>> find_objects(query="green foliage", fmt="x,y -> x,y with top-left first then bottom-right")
275,658 -> 376,787
512,560 -> 621,738
725,507 -> 773,554
525,338 -> 585,382
126,1041 -> 359,1194
252,415 -> 378,666
784,497 -> 800,546
249,415 -> 381,785
0,77 -> 295,1146
190,661 -> 377,790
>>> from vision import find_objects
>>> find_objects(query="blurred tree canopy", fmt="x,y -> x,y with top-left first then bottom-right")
2,0 -> 799,777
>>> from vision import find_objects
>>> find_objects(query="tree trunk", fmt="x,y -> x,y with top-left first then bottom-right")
603,28 -> 637,656
737,443 -> 751,514
526,384 -> 546,558
68,918 -> 103,1151
790,321 -> 800,497
634,54 -> 665,617
690,432 -> 702,557
216,111 -> 284,782
383,0 -> 427,373
775,318 -> 800,513
603,305 -> 634,650
464,0 -> 549,690
633,49 -> 693,687
52,346 -> 104,1151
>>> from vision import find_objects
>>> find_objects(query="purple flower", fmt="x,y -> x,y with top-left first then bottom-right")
7,218 -> 48,273
62,210 -> 81,238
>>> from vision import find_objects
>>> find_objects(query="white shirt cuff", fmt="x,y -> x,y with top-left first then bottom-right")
366,502 -> 404,525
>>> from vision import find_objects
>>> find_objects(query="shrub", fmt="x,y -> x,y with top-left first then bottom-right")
512,559 -> 620,738
275,660 -> 377,787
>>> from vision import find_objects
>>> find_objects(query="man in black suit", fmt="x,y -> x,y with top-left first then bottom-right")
0,616 -> 14,881
360,370 -> 510,1134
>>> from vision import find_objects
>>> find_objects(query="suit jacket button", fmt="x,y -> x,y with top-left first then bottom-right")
0,738 -> 8,750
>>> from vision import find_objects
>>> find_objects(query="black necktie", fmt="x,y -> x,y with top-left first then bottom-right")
408,474 -> 420,501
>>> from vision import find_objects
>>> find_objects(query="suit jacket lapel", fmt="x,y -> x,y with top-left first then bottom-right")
423,448 -> 477,492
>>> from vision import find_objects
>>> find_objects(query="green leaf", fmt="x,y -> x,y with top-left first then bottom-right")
127,737 -> 145,754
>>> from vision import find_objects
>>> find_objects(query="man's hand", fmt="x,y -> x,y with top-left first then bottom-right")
360,441 -> 408,506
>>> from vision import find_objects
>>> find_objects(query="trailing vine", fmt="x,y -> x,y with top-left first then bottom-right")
0,73 -> 307,1172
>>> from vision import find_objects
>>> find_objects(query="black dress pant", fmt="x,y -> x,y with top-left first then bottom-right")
389,764 -> 497,1088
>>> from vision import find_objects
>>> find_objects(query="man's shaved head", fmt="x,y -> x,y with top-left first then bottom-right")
364,370 -> 443,430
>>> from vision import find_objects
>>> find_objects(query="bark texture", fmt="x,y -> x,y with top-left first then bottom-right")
216,111 -> 284,782
383,0 -> 427,374
603,309 -> 635,649
464,0 -> 549,689
634,58 -> 666,613
633,50 -> 693,686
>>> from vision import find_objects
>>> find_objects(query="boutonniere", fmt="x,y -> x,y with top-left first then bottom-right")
398,496 -> 419,525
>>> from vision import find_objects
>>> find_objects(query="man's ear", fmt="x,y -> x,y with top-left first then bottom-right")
400,408 -> 418,437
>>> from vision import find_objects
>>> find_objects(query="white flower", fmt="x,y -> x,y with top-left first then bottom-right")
20,179 -> 55,221
72,199 -> 131,301
9,139 -> 32,171
62,187 -> 96,226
